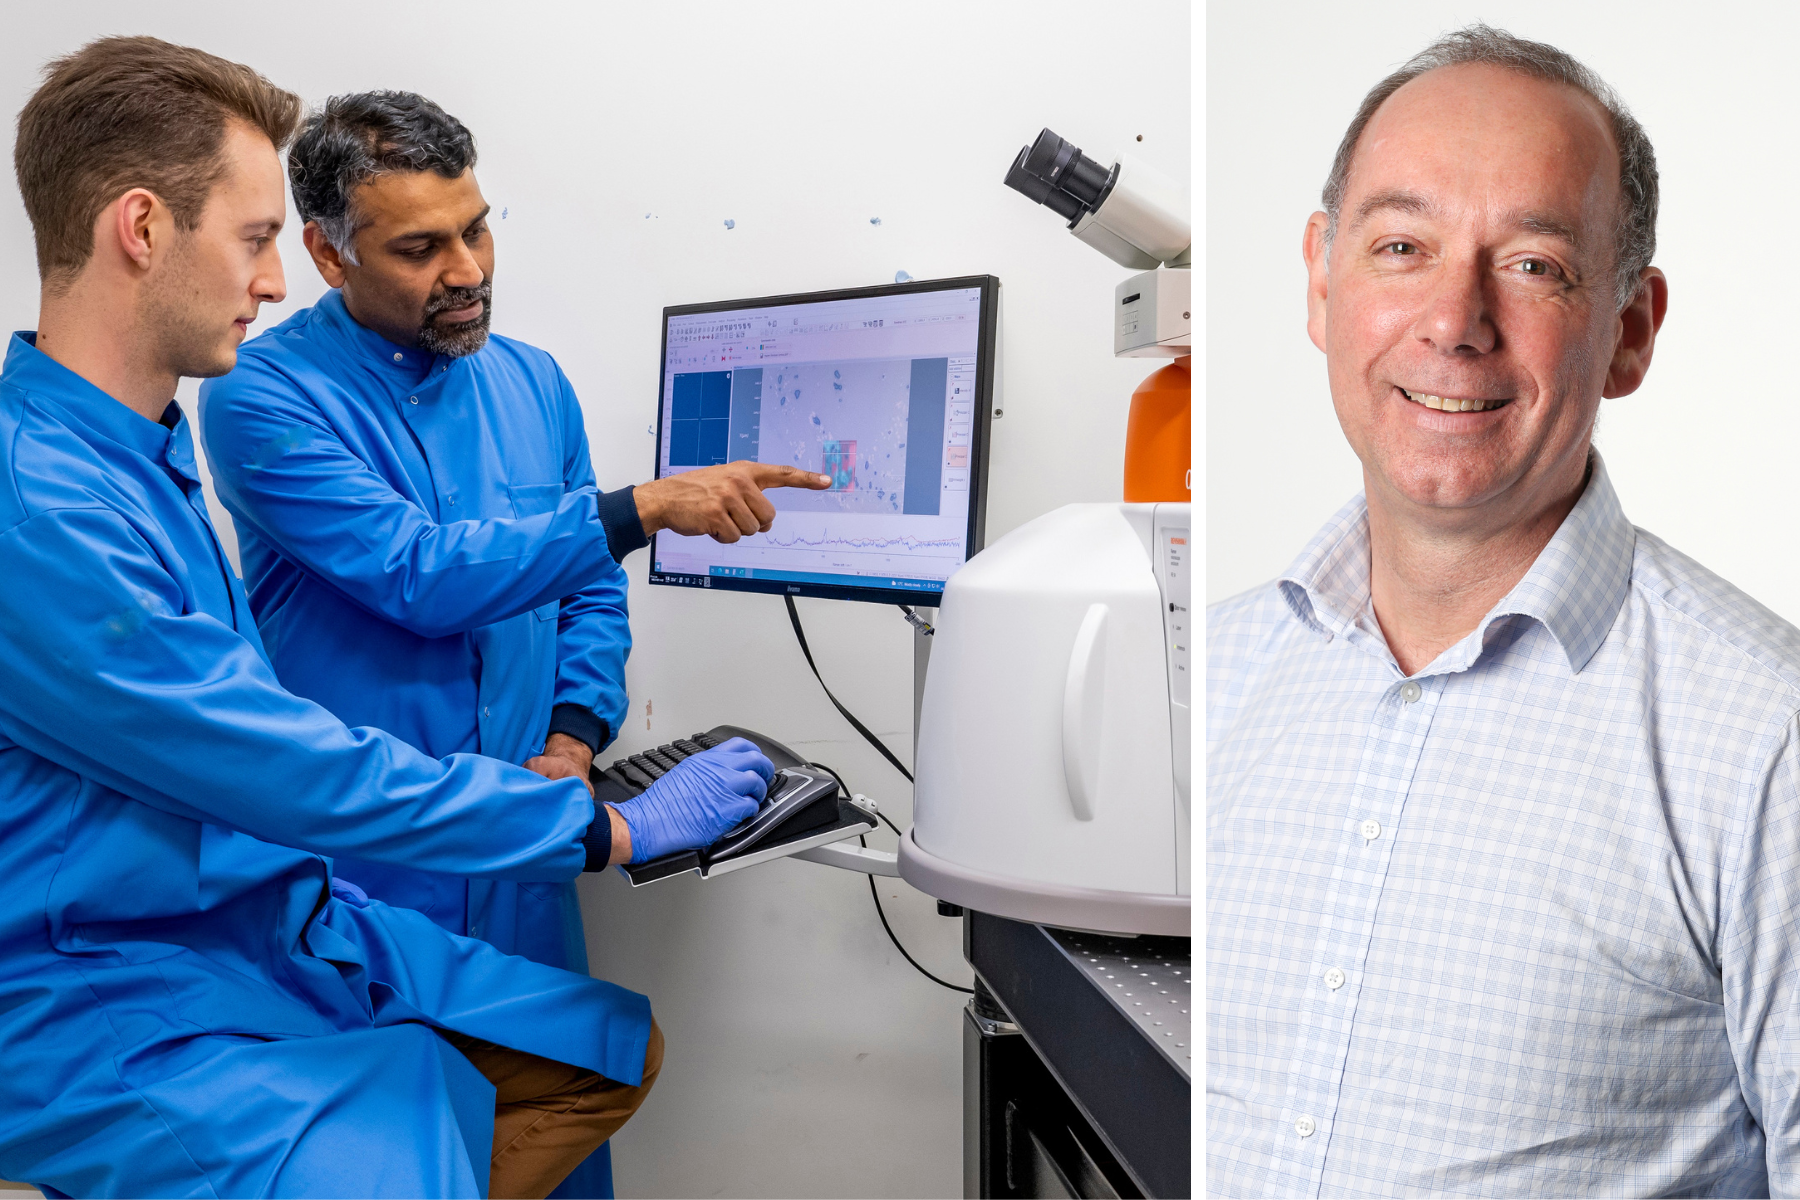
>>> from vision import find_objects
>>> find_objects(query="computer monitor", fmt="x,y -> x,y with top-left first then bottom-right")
647,275 -> 998,606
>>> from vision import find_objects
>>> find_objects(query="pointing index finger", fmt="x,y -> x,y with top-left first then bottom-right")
750,464 -> 833,491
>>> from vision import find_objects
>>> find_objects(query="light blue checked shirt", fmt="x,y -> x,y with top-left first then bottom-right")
1207,455 -> 1800,1198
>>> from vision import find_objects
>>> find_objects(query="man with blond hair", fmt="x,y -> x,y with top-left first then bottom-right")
0,36 -> 775,1198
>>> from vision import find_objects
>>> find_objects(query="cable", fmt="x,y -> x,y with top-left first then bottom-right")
783,601 -> 967,995
808,757 -> 972,995
805,759 -> 905,838
861,833 -> 972,994
785,594 -> 914,783
898,605 -> 934,636
805,758 -> 851,803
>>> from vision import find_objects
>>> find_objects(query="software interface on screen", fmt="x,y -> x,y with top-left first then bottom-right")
652,285 -> 984,597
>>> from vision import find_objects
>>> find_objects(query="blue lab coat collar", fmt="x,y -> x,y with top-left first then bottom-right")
4,331 -> 199,483
309,288 -> 455,382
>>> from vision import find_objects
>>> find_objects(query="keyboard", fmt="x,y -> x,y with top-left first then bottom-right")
592,725 -> 856,883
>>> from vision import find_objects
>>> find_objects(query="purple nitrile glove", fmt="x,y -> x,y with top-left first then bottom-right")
613,737 -> 773,862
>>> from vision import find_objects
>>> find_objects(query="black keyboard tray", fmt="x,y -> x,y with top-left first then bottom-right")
592,725 -> 878,886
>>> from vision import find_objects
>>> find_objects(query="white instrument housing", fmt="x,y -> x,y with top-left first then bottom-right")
900,502 -> 1190,936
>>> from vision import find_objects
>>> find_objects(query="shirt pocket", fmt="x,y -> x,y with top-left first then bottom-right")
507,481 -> 564,519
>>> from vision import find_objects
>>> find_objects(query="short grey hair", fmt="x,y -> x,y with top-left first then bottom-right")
1321,24 -> 1658,311
312,212 -> 361,266
287,91 -> 477,269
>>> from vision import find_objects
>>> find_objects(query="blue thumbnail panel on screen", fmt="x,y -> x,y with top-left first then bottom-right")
668,369 -> 762,467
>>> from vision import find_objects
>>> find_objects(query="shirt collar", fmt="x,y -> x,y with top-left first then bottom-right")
1277,491 -> 1377,647
1279,452 -> 1635,677
311,288 -> 444,379
3,331 -> 195,479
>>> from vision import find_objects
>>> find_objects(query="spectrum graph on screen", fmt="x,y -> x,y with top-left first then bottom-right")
757,529 -> 965,552
649,278 -> 995,604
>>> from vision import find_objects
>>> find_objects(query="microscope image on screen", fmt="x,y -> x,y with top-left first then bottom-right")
761,358 -> 943,516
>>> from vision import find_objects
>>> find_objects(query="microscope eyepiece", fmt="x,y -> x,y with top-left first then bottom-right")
1004,128 -> 1118,226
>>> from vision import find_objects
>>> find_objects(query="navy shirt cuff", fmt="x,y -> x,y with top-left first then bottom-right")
549,703 -> 609,755
581,805 -> 612,871
597,486 -> 649,560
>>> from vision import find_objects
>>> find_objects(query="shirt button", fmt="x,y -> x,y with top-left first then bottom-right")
1295,1115 -> 1316,1138
1324,967 -> 1346,990
483,706 -> 491,717
1360,818 -> 1382,841
1400,681 -> 1422,703
409,396 -> 419,404
393,352 -> 404,363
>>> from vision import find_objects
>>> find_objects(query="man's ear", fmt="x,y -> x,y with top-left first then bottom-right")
1602,266 -> 1668,399
1302,211 -> 1331,354
106,188 -> 166,273
302,222 -> 350,289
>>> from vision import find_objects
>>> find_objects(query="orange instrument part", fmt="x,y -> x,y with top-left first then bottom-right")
1123,355 -> 1191,502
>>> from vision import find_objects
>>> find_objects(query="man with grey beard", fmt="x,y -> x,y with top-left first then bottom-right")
197,91 -> 827,1199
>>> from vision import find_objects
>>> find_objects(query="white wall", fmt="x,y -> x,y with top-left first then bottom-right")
1208,1 -> 1800,622
0,4 -> 1191,1197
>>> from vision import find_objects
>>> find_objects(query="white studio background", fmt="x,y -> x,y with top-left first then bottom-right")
1207,2 -> 1799,620
0,4 -> 1191,1197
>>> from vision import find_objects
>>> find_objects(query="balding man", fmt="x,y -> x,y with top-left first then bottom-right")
1208,26 -> 1800,1197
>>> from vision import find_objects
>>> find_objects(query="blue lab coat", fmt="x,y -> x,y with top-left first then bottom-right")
198,290 -> 639,976
0,332 -> 650,1198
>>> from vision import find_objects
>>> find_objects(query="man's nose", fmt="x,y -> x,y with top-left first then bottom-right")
440,239 -> 485,290
1413,256 -> 1495,355
255,248 -> 286,306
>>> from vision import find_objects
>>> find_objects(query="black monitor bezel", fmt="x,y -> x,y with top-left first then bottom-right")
646,274 -> 998,607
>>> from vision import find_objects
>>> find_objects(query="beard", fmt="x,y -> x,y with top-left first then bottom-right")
417,281 -> 492,357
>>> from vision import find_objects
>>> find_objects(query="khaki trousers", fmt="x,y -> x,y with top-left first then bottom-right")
442,1019 -> 664,1200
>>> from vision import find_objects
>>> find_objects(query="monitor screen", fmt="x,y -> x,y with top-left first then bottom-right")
647,275 -> 997,605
